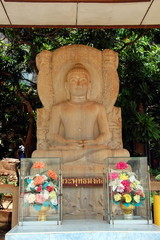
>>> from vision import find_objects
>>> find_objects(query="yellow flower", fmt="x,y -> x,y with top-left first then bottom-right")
114,193 -> 122,202
119,173 -> 128,180
123,194 -> 132,203
133,195 -> 140,203
49,191 -> 57,199
130,182 -> 137,189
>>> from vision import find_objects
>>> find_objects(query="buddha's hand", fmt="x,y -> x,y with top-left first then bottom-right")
65,139 -> 84,148
83,139 -> 99,146
82,139 -> 110,150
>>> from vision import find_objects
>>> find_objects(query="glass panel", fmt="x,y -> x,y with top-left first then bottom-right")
19,157 -> 62,225
104,157 -> 152,224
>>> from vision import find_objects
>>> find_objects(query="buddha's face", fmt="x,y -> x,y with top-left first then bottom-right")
66,71 -> 90,97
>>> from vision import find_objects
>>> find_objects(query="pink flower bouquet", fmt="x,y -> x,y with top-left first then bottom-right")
108,161 -> 145,207
24,161 -> 59,211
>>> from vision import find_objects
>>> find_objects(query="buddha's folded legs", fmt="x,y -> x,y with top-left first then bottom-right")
32,148 -> 129,164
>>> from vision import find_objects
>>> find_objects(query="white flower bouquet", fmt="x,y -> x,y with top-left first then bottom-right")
108,161 -> 145,207
23,161 -> 59,211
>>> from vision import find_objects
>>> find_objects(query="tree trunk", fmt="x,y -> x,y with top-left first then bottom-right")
17,92 -> 36,157
135,142 -> 145,155
25,116 -> 36,157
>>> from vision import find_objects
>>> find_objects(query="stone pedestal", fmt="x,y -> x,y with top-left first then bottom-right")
62,160 -> 104,220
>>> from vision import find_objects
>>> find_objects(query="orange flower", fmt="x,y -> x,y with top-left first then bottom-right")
34,176 -> 45,185
48,170 -> 57,180
32,161 -> 46,169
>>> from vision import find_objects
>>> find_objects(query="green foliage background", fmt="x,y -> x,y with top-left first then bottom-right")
0,28 -> 160,165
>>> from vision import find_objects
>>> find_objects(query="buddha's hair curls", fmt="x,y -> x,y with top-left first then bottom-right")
66,63 -> 90,82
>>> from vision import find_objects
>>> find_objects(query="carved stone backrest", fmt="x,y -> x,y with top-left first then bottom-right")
36,44 -> 123,150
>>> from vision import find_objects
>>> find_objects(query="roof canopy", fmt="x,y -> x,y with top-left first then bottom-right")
0,0 -> 160,27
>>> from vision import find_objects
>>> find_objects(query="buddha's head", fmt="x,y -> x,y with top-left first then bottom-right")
65,63 -> 91,100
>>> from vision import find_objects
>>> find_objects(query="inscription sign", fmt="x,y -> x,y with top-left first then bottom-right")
62,177 -> 103,187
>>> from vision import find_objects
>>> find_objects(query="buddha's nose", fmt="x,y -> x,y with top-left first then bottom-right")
77,80 -> 81,86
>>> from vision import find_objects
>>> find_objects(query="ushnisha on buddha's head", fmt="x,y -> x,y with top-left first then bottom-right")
65,63 -> 91,100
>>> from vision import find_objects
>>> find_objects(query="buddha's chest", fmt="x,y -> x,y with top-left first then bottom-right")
61,106 -> 98,128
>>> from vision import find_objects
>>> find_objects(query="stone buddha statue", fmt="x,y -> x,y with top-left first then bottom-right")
32,45 -> 129,220
32,44 -> 129,163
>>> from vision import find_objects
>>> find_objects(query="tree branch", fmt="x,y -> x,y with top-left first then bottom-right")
117,30 -> 151,53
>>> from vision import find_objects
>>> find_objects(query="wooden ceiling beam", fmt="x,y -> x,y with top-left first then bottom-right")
3,0 -> 151,3
1,24 -> 159,28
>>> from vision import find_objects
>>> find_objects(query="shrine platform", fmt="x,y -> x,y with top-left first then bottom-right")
5,219 -> 160,240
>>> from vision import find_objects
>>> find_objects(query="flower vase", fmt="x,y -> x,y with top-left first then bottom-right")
38,206 -> 50,221
120,203 -> 135,219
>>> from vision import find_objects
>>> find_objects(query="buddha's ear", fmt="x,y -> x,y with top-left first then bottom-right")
65,82 -> 70,100
87,82 -> 91,100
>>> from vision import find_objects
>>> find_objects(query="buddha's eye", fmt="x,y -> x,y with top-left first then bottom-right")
70,78 -> 77,83
69,76 -> 88,84
79,78 -> 87,83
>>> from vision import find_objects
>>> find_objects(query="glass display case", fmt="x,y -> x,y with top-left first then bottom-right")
104,157 -> 152,224
19,158 -> 62,225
